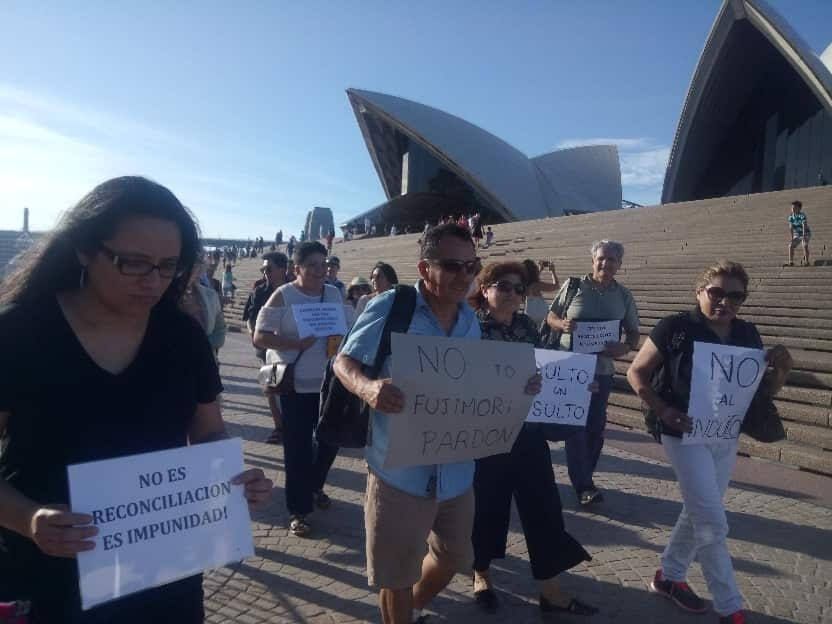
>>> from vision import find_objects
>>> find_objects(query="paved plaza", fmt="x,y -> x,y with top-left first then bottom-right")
205,334 -> 832,624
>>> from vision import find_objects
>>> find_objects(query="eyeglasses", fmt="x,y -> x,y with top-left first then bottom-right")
704,286 -> 747,305
423,257 -> 482,275
489,280 -> 526,296
99,245 -> 182,279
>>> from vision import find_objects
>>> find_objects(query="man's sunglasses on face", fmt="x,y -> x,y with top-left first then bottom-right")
422,258 -> 482,275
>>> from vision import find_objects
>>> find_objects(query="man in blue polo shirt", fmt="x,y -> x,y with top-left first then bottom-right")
335,223 -> 540,624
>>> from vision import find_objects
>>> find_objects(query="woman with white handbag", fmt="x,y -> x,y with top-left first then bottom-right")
254,241 -> 350,537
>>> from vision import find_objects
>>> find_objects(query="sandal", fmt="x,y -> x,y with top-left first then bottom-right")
539,595 -> 599,616
289,515 -> 311,537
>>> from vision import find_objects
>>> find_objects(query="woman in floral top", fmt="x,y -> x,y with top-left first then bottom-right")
466,261 -> 597,617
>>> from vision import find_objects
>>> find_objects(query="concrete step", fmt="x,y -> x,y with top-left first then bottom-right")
605,402 -> 832,475
607,387 -> 831,431
611,373 -> 832,410
636,315 -> 832,342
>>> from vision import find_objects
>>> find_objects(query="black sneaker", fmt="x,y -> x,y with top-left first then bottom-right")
650,569 -> 707,614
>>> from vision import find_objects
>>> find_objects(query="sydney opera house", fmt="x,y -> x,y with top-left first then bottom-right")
345,0 -> 832,230
344,89 -> 621,230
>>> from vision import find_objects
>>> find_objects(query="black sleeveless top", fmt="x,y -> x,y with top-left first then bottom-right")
0,297 -> 223,623
647,307 -> 763,440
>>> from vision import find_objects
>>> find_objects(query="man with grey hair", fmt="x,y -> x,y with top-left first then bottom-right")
546,239 -> 640,506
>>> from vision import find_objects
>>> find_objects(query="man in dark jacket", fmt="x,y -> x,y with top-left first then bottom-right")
243,251 -> 289,443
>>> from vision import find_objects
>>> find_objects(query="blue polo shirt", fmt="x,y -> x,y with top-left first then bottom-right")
340,281 -> 481,501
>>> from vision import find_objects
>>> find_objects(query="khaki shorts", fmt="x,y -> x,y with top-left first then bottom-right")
364,470 -> 475,589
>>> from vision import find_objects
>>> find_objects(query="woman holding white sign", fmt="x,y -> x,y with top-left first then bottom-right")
627,261 -> 792,624
254,241 -> 348,538
545,240 -> 640,506
0,177 -> 272,623
467,262 -> 596,617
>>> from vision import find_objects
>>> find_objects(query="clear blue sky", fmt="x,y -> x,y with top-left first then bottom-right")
1,1 -> 830,238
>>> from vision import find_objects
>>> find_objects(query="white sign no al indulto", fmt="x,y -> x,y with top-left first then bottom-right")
291,303 -> 348,338
68,438 -> 254,610
527,349 -> 596,426
684,342 -> 767,445
572,320 -> 621,354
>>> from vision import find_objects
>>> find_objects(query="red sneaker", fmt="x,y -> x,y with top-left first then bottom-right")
650,569 -> 707,614
718,612 -> 746,624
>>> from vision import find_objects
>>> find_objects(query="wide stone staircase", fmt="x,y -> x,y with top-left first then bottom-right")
224,186 -> 832,476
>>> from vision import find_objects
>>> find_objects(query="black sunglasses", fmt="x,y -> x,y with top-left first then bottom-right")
489,280 -> 526,296
99,245 -> 182,279
704,286 -> 747,305
423,257 -> 482,275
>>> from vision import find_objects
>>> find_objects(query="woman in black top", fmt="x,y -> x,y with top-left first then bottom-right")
467,261 -> 596,617
0,177 -> 272,623
627,261 -> 791,624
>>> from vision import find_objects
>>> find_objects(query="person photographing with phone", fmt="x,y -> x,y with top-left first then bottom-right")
523,258 -> 560,326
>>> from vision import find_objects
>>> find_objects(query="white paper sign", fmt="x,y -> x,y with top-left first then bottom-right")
68,439 -> 255,610
385,333 -> 536,468
292,303 -> 348,338
527,349 -> 596,426
684,342 -> 767,445
573,320 -> 621,354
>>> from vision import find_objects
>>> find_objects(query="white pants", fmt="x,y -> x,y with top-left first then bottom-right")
661,435 -> 742,616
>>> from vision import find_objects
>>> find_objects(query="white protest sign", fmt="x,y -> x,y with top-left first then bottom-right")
385,333 -> 536,469
527,349 -> 596,426
572,320 -> 621,354
684,342 -> 767,445
68,438 -> 255,610
292,303 -> 348,338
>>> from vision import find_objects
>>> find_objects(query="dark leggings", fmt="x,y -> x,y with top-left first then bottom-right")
279,391 -> 339,516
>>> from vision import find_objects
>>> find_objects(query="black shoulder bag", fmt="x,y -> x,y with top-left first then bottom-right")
538,277 -> 581,350
317,285 -> 417,448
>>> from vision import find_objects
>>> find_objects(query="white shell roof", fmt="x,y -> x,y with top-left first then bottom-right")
348,89 -> 621,220
663,0 -> 832,202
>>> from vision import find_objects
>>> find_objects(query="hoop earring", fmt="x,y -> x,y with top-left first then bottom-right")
79,267 -> 86,289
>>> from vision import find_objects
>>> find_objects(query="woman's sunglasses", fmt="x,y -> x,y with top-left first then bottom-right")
489,281 -> 526,296
704,286 -> 747,305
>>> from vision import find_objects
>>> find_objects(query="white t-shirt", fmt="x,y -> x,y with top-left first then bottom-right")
524,295 -> 549,327
255,283 -> 353,393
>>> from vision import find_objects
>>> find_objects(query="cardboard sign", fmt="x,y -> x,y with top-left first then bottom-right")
68,439 -> 255,610
572,320 -> 621,354
684,342 -> 767,445
527,349 -> 596,426
291,303 -> 348,338
385,333 -> 536,468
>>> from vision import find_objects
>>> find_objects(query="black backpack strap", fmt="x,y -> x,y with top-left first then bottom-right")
559,277 -> 581,318
371,284 -> 417,374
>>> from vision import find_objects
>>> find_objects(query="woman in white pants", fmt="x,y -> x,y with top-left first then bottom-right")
627,261 -> 792,624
